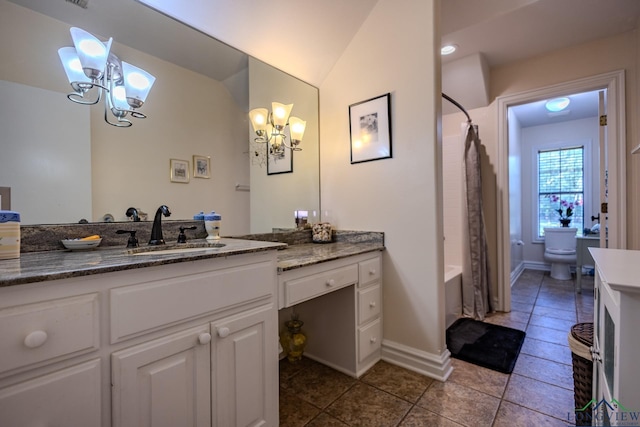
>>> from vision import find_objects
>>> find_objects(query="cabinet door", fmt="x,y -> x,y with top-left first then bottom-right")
213,305 -> 277,427
0,359 -> 101,427
112,325 -> 211,427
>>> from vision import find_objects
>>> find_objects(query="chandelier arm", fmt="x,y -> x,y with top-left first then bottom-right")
103,107 -> 132,127
104,70 -> 146,120
66,84 -> 103,106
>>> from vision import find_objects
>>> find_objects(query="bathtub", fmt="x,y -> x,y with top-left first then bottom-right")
444,265 -> 462,329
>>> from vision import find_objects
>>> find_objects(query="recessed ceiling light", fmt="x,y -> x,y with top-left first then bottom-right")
545,97 -> 571,112
441,44 -> 457,55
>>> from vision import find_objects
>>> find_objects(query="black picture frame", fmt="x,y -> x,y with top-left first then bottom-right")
349,93 -> 392,164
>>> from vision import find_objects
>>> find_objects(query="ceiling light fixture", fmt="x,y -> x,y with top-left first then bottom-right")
249,103 -> 306,159
441,44 -> 458,55
545,97 -> 571,112
58,27 -> 156,127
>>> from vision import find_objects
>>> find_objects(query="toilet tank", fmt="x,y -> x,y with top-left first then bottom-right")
543,227 -> 577,250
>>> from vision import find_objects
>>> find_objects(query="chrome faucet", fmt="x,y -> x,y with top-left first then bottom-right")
149,205 -> 171,245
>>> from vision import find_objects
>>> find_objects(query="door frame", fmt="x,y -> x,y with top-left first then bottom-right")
496,70 -> 626,312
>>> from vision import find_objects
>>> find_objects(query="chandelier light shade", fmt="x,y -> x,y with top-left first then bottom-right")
249,102 -> 306,157
58,27 -> 156,127
69,27 -> 112,79
271,102 -> 293,129
249,108 -> 269,134
57,47 -> 91,87
121,61 -> 156,108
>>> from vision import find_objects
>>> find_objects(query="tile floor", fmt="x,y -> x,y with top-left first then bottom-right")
279,269 -> 594,426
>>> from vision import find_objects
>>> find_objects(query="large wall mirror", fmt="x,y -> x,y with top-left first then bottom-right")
0,0 -> 319,234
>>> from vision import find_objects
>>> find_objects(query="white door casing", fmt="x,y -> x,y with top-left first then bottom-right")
496,70 -> 626,311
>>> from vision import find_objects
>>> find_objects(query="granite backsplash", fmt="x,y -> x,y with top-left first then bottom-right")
19,222 -> 384,253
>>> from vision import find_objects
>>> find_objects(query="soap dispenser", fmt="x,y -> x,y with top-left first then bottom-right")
204,211 -> 221,240
0,210 -> 20,259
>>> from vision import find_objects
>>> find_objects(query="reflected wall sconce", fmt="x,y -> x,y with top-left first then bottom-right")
58,27 -> 156,127
249,102 -> 306,158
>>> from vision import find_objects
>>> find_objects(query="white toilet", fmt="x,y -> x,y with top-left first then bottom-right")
544,227 -> 577,280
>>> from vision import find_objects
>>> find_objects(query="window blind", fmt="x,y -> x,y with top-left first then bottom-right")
538,146 -> 584,237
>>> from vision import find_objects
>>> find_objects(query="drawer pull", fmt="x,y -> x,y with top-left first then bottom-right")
217,327 -> 230,338
370,337 -> 377,344
24,330 -> 48,349
326,279 -> 335,287
369,301 -> 377,308
198,332 -> 212,345
369,269 -> 377,275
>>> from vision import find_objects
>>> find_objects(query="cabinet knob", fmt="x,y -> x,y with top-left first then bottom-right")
198,332 -> 212,345
369,301 -> 377,308
369,269 -> 376,275
370,337 -> 377,344
217,327 -> 230,338
326,279 -> 335,287
24,330 -> 48,349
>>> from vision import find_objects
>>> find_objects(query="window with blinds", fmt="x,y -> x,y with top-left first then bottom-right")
538,147 -> 584,237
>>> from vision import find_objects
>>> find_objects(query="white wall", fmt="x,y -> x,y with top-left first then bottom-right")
0,81 -> 91,224
508,109 -> 523,275
520,116 -> 599,264
442,130 -> 464,267
320,0 -> 449,378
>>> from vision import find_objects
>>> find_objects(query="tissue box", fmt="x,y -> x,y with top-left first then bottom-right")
0,210 -> 20,259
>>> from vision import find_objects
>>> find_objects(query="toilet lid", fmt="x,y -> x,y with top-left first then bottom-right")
547,248 -> 576,255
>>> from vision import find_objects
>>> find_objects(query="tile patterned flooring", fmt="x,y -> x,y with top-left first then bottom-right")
279,269 -> 594,426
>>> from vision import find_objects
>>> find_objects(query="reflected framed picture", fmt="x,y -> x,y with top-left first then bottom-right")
349,93 -> 392,164
267,143 -> 293,175
170,158 -> 190,183
193,155 -> 211,179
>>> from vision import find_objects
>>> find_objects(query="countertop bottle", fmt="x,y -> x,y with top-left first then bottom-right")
204,211 -> 221,240
0,210 -> 21,259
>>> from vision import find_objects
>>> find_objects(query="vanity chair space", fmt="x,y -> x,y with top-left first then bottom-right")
0,241 -> 283,427
278,251 -> 383,378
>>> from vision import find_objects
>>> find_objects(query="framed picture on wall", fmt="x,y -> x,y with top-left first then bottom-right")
267,142 -> 293,175
193,155 -> 211,178
349,93 -> 392,164
170,158 -> 190,183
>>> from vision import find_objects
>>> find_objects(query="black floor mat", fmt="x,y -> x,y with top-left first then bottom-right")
446,317 -> 526,374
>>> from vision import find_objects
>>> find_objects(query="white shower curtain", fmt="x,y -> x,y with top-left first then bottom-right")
461,124 -> 493,320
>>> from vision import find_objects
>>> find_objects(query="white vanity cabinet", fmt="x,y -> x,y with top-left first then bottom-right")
0,250 -> 279,427
279,252 -> 382,377
590,248 -> 640,424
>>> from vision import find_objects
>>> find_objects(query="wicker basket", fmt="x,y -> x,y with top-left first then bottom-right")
568,322 -> 594,426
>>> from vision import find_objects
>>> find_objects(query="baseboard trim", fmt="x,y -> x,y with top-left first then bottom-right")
522,261 -> 549,271
381,339 -> 452,382
510,261 -> 525,285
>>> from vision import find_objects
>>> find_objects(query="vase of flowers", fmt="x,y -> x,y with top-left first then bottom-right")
550,195 -> 581,227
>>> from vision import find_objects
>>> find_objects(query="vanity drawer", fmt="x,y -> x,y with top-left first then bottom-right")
0,293 -> 100,374
358,318 -> 381,363
359,256 -> 381,287
110,260 -> 274,342
284,264 -> 358,306
358,284 -> 381,325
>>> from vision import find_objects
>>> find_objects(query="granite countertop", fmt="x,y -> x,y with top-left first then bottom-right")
276,241 -> 384,272
0,235 -> 385,287
0,238 -> 285,287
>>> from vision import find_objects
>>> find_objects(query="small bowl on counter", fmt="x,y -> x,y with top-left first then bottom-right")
61,238 -> 102,251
